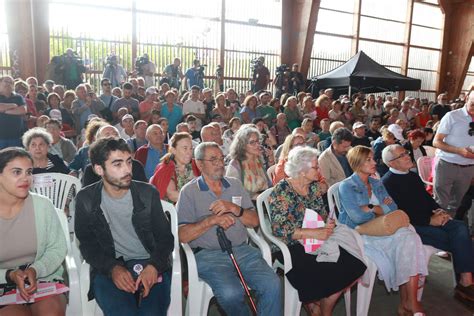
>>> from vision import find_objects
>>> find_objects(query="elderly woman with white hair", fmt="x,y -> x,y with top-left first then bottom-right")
22,127 -> 70,175
269,147 -> 366,316
226,126 -> 272,200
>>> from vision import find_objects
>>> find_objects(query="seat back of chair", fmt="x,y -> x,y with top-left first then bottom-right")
160,200 -> 179,252
423,145 -> 436,158
267,165 -> 276,182
417,156 -> 434,185
256,187 -> 274,237
55,208 -> 71,253
327,182 -> 342,220
317,140 -> 326,152
32,173 -> 82,210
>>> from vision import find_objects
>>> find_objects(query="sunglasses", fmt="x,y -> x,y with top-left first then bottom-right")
469,122 -> 474,136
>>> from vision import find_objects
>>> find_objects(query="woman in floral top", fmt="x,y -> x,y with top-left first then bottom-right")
150,133 -> 200,203
269,147 -> 366,316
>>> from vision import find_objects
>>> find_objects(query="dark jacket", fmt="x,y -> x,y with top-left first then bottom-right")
74,180 -> 174,299
32,153 -> 70,175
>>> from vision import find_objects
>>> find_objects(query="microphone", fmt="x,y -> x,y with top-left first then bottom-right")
216,226 -> 233,255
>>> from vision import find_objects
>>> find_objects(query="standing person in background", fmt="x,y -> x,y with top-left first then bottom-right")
0,76 -> 26,149
433,89 -> 474,213
288,63 -> 305,95
162,57 -> 184,89
185,59 -> 205,90
251,56 -> 270,93
102,54 -> 127,88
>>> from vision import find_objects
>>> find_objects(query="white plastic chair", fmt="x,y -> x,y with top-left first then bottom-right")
327,183 -> 378,316
55,208 -> 82,316
182,227 -> 272,316
267,164 -> 276,182
423,146 -> 436,158
32,173 -> 81,233
417,156 -> 435,187
79,200 -> 183,316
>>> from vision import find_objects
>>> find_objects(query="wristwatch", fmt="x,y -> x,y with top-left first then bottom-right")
367,204 -> 374,209
236,207 -> 245,217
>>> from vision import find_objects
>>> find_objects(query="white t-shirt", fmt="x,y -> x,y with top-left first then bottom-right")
183,99 -> 206,128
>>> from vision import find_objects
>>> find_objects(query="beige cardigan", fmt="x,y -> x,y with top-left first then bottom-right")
318,146 -> 347,187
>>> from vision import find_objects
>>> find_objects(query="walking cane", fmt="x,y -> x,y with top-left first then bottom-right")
216,227 -> 258,315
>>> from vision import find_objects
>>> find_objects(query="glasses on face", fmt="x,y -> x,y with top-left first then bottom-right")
389,151 -> 410,162
468,122 -> 474,136
199,156 -> 225,166
247,139 -> 260,146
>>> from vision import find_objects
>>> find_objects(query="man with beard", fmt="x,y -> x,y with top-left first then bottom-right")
75,138 -> 174,315
177,142 -> 282,316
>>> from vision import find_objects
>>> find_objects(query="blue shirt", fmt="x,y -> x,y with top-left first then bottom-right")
144,146 -> 166,179
161,104 -> 183,134
185,67 -> 204,88
436,105 -> 474,165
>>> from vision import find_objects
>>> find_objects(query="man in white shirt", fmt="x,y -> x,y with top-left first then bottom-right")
433,89 -> 474,211
183,85 -> 206,130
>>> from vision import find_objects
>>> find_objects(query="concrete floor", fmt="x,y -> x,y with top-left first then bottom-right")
205,255 -> 473,316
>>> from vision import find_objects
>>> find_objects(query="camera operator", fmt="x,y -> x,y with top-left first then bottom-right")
135,53 -> 156,88
185,59 -> 205,90
251,56 -> 270,93
273,64 -> 290,99
102,54 -> 127,88
161,57 -> 184,89
289,63 -> 305,95
59,48 -> 86,90
215,65 -> 224,92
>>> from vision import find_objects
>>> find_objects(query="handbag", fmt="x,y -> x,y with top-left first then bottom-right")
355,209 -> 410,236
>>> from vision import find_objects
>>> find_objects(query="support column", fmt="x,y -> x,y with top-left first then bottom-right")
438,0 -> 474,99
281,0 -> 321,78
399,0 -> 414,100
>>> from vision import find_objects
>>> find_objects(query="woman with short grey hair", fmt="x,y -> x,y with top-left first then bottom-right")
226,126 -> 271,200
22,127 -> 69,174
269,146 -> 366,315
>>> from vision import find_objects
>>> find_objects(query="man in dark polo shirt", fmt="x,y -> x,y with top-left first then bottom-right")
0,76 -> 26,149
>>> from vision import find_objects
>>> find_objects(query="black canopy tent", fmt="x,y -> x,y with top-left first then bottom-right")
309,51 -> 421,97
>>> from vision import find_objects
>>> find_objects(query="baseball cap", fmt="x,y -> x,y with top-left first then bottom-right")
387,124 -> 404,141
202,88 -> 212,94
122,114 -> 134,121
49,109 -> 62,121
352,122 -> 365,130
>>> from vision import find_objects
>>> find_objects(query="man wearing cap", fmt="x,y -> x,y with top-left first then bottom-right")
183,85 -> 206,129
119,114 -> 135,141
45,118 -> 77,163
256,91 -> 277,127
351,121 -> 371,147
185,59 -> 205,90
433,89 -> 474,212
111,83 -> 140,121
387,124 -> 406,144
139,87 -> 160,123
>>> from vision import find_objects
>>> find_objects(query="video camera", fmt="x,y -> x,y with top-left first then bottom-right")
135,54 -> 150,75
275,64 -> 289,75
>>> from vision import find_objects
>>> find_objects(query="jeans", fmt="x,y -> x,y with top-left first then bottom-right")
93,270 -> 171,316
0,138 -> 22,150
196,244 -> 282,316
415,220 -> 474,274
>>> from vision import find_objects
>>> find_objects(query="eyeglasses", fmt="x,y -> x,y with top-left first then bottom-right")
247,139 -> 260,146
468,122 -> 474,136
389,151 -> 410,162
199,156 -> 225,166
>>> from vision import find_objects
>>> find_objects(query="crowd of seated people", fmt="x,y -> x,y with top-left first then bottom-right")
0,63 -> 473,315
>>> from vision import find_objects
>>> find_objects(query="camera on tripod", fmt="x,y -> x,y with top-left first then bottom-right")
135,54 -> 150,75
275,64 -> 290,75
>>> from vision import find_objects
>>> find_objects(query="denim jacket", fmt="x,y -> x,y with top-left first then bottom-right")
338,173 -> 398,228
